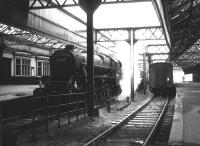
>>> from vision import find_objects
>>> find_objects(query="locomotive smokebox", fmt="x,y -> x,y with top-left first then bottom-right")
50,50 -> 77,81
65,44 -> 75,51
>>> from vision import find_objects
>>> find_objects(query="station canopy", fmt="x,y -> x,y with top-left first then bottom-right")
0,0 -> 183,68
153,0 -> 200,73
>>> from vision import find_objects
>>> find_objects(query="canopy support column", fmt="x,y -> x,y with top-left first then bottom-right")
79,0 -> 101,117
130,29 -> 137,101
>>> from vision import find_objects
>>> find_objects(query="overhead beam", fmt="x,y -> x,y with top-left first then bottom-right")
95,26 -> 161,31
152,0 -> 171,48
139,52 -> 169,55
96,26 -> 165,42
29,0 -> 150,9
138,58 -> 167,61
147,44 -> 167,47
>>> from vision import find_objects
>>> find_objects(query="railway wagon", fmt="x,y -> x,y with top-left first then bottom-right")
149,62 -> 176,97
33,45 -> 122,98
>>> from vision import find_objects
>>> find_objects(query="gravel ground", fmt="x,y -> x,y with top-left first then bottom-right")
17,91 -> 151,146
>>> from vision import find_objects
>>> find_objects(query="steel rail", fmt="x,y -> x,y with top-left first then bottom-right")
84,96 -> 153,146
143,97 -> 169,146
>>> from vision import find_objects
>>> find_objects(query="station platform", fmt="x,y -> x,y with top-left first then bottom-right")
0,85 -> 38,101
169,82 -> 200,146
1,83 -> 200,146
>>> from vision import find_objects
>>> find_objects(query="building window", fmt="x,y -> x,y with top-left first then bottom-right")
16,59 -> 21,75
43,62 -> 50,76
37,61 -> 50,77
37,62 -> 42,76
15,58 -> 31,76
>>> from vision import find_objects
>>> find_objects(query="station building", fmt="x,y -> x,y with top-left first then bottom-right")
0,38 -> 50,84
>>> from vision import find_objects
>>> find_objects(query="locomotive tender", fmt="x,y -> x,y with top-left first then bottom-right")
149,62 -> 176,97
34,45 -> 122,96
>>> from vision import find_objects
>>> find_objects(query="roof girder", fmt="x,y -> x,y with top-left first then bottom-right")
29,0 -> 150,9
155,0 -> 200,73
0,23 -> 73,51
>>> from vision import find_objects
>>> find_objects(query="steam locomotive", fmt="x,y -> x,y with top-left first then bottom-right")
33,45 -> 122,96
149,62 -> 176,98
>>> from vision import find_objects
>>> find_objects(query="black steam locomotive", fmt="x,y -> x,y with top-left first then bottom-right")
33,45 -> 122,96
149,62 -> 176,98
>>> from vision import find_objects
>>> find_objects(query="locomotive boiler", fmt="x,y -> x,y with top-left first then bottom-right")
149,62 -> 176,97
33,45 -> 122,97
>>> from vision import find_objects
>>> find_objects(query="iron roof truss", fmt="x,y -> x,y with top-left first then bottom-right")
0,23 -> 67,48
96,26 -> 164,42
0,23 -> 73,54
29,0 -> 150,9
146,44 -> 170,63
159,0 -> 200,73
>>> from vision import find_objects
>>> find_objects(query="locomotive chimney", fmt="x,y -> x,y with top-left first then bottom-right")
65,44 -> 75,52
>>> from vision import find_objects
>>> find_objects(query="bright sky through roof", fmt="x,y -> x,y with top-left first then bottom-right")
66,2 -> 160,29
66,1 -> 162,98
94,2 -> 160,28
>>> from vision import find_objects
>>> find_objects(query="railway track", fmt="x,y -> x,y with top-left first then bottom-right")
149,98 -> 175,146
84,97 -> 169,146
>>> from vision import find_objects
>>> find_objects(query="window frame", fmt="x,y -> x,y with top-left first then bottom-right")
15,57 -> 31,76
37,60 -> 50,77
